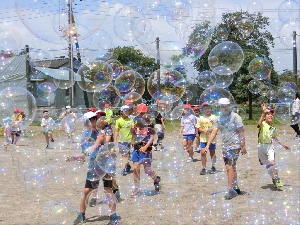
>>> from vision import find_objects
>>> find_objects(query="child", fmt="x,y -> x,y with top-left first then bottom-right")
131,103 -> 161,196
257,104 -> 289,188
114,105 -> 134,176
205,98 -> 247,200
153,112 -> 166,151
11,108 -> 22,145
3,117 -> 12,148
196,102 -> 218,175
41,110 -> 55,149
179,104 -> 197,162
66,112 -> 120,225
193,106 -> 201,153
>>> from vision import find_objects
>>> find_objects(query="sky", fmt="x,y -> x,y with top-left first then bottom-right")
0,0 -> 299,81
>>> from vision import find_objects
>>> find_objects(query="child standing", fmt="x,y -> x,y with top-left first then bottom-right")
179,104 -> 197,163
193,106 -> 201,153
41,110 -> 55,149
131,104 -> 161,196
257,104 -> 289,188
11,108 -> 22,145
153,112 -> 166,151
205,98 -> 247,200
196,102 -> 218,175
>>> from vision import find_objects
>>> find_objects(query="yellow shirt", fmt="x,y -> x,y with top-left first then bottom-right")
115,117 -> 134,142
196,114 -> 217,143
258,121 -> 278,144
105,109 -> 113,123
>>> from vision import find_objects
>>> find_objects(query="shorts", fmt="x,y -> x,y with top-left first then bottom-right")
118,142 -> 131,149
182,134 -> 195,141
157,132 -> 164,143
131,150 -> 152,164
200,142 -> 216,150
258,144 -> 275,165
11,131 -> 21,136
222,148 -> 240,167
85,176 -> 113,189
43,130 -> 53,135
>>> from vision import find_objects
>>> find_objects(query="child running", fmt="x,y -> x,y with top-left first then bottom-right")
41,110 -> 55,149
131,103 -> 161,196
193,106 -> 201,153
196,102 -> 218,175
114,105 -> 134,176
179,104 -> 197,162
257,104 -> 289,188
153,112 -> 166,151
205,98 -> 247,200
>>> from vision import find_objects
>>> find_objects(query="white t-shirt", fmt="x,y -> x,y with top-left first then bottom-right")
41,117 -> 55,132
215,112 -> 244,150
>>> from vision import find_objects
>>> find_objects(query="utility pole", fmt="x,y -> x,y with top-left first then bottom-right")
156,37 -> 161,93
67,0 -> 74,107
293,31 -> 297,86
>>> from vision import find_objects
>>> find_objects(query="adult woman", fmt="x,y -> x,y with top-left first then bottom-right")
291,92 -> 300,139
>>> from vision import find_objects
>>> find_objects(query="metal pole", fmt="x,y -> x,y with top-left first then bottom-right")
68,1 -> 74,107
156,37 -> 161,93
293,31 -> 297,86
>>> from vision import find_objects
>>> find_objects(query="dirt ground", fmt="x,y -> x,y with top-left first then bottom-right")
0,125 -> 299,225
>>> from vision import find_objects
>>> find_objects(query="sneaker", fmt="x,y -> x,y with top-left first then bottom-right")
153,145 -> 157,151
46,145 -> 49,149
233,187 -> 242,195
292,135 -> 300,140
121,169 -> 127,176
112,186 -> 121,200
200,169 -> 207,175
186,157 -> 193,163
125,164 -> 131,173
272,178 -> 283,188
89,197 -> 97,207
195,147 -> 201,153
50,138 -> 55,142
73,213 -> 86,224
154,176 -> 161,192
209,166 -> 216,174
109,213 -> 119,225
224,188 -> 238,200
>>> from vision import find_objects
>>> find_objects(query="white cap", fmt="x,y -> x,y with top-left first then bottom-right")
82,112 -> 97,121
218,98 -> 230,106
121,105 -> 130,111
66,105 -> 71,109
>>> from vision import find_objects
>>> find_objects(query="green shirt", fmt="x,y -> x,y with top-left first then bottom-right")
105,109 -> 113,123
258,121 -> 278,144
115,117 -> 134,142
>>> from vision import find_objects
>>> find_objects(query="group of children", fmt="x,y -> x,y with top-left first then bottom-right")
4,97 -> 291,223
179,98 -> 290,200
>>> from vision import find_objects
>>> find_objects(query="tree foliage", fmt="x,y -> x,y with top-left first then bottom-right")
188,11 -> 275,104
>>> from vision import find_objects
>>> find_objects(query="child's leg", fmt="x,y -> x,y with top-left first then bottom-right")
201,144 -> 207,169
133,162 -> 141,191
80,187 -> 93,214
14,132 -> 20,144
122,154 -> 129,170
187,139 -> 194,158
210,150 -> 216,168
104,186 -> 116,214
226,164 -> 235,189
45,133 -> 50,146
182,138 -> 188,151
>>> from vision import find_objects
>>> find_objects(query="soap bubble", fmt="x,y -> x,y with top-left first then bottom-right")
237,17 -> 254,38
259,84 -> 269,97
279,19 -> 300,48
87,61 -> 113,90
113,66 -> 132,80
278,0 -> 299,22
53,67 -> 76,89
275,103 -> 300,125
248,57 -> 272,80
208,41 -> 244,73
181,90 -> 193,102
199,86 -> 234,106
247,1 -> 263,17
215,27 -> 229,41
147,69 -> 186,100
211,66 -> 233,88
280,82 -> 298,93
37,82 -> 57,102
115,70 -> 137,93
0,100 -> 15,126
28,49 -> 51,68
197,70 -> 214,89
277,87 -> 296,103
248,80 -> 262,94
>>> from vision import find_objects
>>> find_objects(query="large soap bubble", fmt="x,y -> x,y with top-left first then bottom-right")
277,86 -> 296,103
215,27 -> 229,41
247,80 -> 262,94
93,85 -> 121,109
237,17 -> 254,38
53,67 -> 76,89
0,87 -> 36,129
37,82 -> 57,102
278,0 -> 300,22
248,57 -> 272,80
275,103 -> 300,125
247,1 -> 263,17
208,41 -> 244,73
147,69 -> 186,101
0,100 -> 15,127
197,70 -> 214,89
199,86 -> 234,106
279,19 -> 300,48
115,70 -> 137,93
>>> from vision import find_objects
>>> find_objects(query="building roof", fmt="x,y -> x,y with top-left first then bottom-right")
0,55 -> 26,82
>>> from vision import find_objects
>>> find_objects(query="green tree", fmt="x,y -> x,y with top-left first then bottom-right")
186,11 -> 275,119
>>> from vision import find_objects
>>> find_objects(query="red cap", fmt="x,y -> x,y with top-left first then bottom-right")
266,107 -> 274,114
104,103 -> 110,107
125,100 -> 133,105
193,106 -> 200,110
201,102 -> 210,107
96,110 -> 106,117
88,107 -> 96,112
43,110 -> 48,113
14,108 -> 20,113
136,103 -> 148,113
183,104 -> 191,109
19,110 -> 24,113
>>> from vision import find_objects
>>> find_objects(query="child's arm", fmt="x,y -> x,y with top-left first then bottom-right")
139,134 -> 154,153
237,127 -> 247,155
66,153 -> 85,162
258,104 -> 267,127
273,137 -> 290,150
204,128 -> 219,153
84,132 -> 105,155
